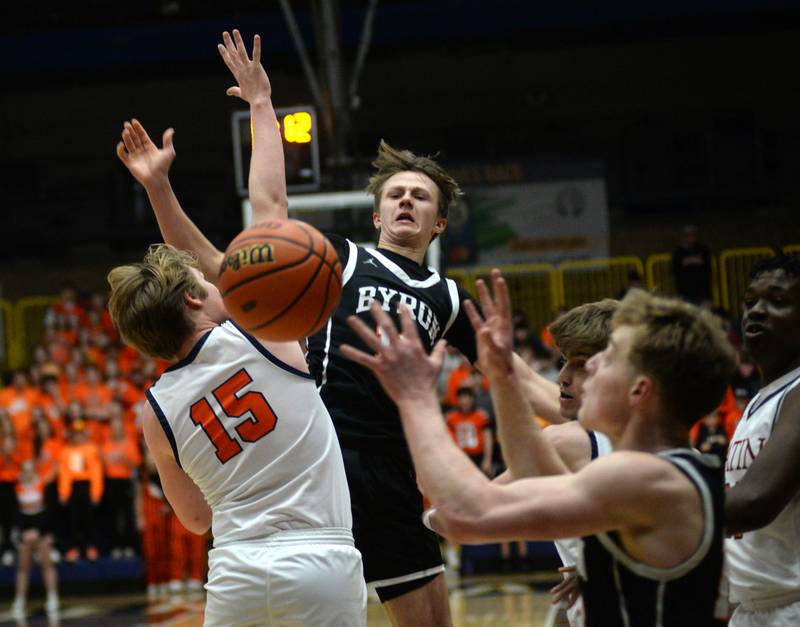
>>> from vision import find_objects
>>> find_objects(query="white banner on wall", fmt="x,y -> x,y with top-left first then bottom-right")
445,176 -> 609,267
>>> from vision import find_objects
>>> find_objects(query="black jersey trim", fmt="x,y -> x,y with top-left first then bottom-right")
595,451 -> 715,582
588,430 -> 599,460
228,321 -> 314,380
164,328 -> 214,373
146,389 -> 182,470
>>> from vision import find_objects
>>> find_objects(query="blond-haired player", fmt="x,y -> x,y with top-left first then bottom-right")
343,275 -> 736,626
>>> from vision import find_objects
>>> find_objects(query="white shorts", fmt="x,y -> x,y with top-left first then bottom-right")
204,528 -> 366,627
730,599 -> 800,627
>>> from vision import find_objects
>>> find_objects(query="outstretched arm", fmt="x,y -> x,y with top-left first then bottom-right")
513,355 -> 565,424
340,306 -> 691,553
218,29 -> 288,223
465,271 -> 569,479
116,119 -> 224,281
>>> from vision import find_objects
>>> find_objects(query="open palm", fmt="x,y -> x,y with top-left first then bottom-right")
116,119 -> 176,186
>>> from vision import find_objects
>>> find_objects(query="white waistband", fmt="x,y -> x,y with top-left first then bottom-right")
217,527 -> 354,548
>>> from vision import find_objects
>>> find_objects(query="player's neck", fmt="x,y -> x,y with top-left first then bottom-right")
174,320 -> 217,361
377,238 -> 427,266
616,411 -> 690,454
759,353 -> 800,386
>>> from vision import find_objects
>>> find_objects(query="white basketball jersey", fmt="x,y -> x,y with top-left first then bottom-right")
725,364 -> 800,605
147,321 -> 352,546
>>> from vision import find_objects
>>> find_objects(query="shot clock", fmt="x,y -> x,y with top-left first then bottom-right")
232,106 -> 321,195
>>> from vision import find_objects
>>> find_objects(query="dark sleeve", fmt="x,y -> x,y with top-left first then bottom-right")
324,232 -> 350,266
443,283 -> 479,364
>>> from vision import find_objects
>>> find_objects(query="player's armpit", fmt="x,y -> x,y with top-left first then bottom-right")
726,383 -> 800,534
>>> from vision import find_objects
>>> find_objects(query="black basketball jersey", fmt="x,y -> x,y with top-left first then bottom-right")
306,234 -> 478,450
580,449 -> 724,627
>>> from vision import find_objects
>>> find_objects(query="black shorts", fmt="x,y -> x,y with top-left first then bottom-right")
17,511 -> 49,536
341,447 -> 444,599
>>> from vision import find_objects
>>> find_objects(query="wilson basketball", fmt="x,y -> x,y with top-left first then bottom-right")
218,219 -> 343,341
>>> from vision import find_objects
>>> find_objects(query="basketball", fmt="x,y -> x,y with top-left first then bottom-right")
218,219 -> 343,341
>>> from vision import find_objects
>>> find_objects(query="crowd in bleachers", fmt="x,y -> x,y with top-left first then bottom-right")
0,283 -> 207,608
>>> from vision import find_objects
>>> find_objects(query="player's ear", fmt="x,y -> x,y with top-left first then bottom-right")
373,212 -> 381,230
184,291 -> 204,310
628,375 -> 652,408
433,217 -> 447,234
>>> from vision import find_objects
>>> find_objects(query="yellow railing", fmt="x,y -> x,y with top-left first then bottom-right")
12,297 -> 60,371
448,264 -> 559,337
0,299 -> 14,372
783,244 -> 800,255
719,247 -> 775,316
558,257 -> 644,310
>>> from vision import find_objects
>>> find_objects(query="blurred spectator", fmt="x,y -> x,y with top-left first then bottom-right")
101,410 -> 141,557
693,410 -> 729,462
444,387 -> 493,571
59,362 -> 84,404
671,225 -> 712,305
445,356 -> 489,409
0,370 -> 40,442
34,417 -> 63,549
58,420 -> 103,562
44,282 -> 86,329
446,387 -> 494,476
74,364 -> 112,422
141,452 -> 173,600
732,354 -> 760,402
0,410 -> 22,565
12,460 -> 59,619
167,512 -> 207,596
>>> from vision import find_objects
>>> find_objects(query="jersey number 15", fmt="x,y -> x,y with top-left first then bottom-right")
190,368 -> 277,463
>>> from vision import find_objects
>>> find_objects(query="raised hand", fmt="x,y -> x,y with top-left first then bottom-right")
550,565 -> 581,609
463,269 -> 514,379
217,29 -> 271,104
116,119 -> 175,187
341,301 -> 447,405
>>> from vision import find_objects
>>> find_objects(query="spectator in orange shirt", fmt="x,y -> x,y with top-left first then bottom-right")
445,387 -> 494,476
44,282 -> 86,330
59,362 -> 83,405
445,357 -> 489,409
0,410 -> 23,564
58,420 -> 103,562
101,412 -> 142,558
11,460 -> 59,619
73,364 -> 113,422
0,371 -> 40,443
34,417 -> 63,549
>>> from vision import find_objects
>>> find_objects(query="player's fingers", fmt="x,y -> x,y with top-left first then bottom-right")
252,34 -> 261,64
115,142 -> 129,163
121,128 -> 137,155
369,301 -> 400,345
475,279 -> 496,318
345,315 -> 384,354
339,344 -> 381,371
226,86 -> 242,98
492,269 -> 512,321
430,339 -> 448,371
558,565 -> 577,574
397,304 -> 419,345
463,299 -> 484,333
233,29 -> 249,62
130,119 -> 151,148
162,128 -> 175,152
565,590 -> 580,609
550,578 -> 573,595
222,31 -> 238,64
217,42 -> 233,67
